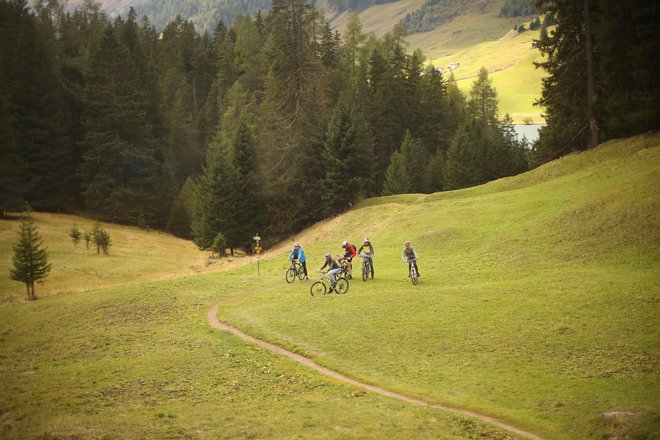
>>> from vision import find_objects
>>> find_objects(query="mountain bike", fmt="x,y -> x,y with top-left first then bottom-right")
285,259 -> 306,283
407,257 -> 419,285
339,257 -> 352,279
310,271 -> 349,296
360,254 -> 374,281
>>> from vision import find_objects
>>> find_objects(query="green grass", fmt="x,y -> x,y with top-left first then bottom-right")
217,133 -> 660,439
1,134 -> 659,439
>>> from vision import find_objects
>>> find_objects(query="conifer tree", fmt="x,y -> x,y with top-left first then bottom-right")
10,211 -> 51,301
0,94 -> 24,214
69,224 -> 82,247
166,196 -> 192,239
231,121 -> 265,248
444,121 -> 488,190
468,67 -> 499,126
398,131 -> 427,193
80,24 -> 162,226
320,94 -> 374,214
382,150 -> 410,196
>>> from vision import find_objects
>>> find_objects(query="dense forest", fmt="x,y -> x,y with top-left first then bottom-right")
1,0 -> 657,251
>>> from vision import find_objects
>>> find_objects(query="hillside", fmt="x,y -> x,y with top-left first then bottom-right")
1,134 -> 658,439
218,133 -> 660,440
0,214 -> 234,305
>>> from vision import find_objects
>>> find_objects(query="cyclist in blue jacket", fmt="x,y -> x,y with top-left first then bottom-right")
287,242 -> 308,280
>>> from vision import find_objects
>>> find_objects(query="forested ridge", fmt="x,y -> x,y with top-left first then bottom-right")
1,0 -> 658,252
133,0 -> 397,33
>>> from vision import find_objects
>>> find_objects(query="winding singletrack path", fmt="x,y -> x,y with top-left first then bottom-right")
207,304 -> 547,440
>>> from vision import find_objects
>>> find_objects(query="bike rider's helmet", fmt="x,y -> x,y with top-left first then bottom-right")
294,242 -> 300,247
405,241 -> 411,246
341,241 -> 347,248
364,238 -> 369,243
324,252 -> 331,258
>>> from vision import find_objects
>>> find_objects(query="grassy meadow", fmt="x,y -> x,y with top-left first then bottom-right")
1,133 -> 659,439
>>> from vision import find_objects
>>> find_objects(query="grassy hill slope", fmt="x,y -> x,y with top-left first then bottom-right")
219,133 -> 660,439
0,214 -> 224,305
1,134 -> 658,439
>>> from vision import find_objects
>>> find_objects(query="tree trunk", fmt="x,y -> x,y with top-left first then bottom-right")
584,0 -> 599,149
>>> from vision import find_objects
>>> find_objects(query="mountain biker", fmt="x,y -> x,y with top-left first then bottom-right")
402,241 -> 420,277
287,242 -> 308,280
319,253 -> 342,290
357,238 -> 375,278
341,241 -> 357,279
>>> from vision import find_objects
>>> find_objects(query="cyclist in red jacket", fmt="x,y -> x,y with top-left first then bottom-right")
341,241 -> 357,279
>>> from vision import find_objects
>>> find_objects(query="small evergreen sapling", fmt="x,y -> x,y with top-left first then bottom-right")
91,222 -> 112,254
83,231 -> 91,250
9,212 -> 51,300
69,223 -> 81,247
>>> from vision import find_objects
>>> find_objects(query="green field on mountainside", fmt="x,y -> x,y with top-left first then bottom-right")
432,27 -> 546,124
1,134 -> 658,439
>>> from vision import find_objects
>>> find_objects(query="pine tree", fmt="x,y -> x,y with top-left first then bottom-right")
320,94 -> 374,214
69,224 -> 82,247
534,0 -> 601,162
166,196 -> 192,239
382,150 -> 410,196
231,121 -> 266,248
10,211 -> 51,301
261,0 -> 328,231
0,94 -> 25,214
80,24 -> 163,226
444,121 -> 488,190
468,67 -> 499,126
398,131 -> 428,193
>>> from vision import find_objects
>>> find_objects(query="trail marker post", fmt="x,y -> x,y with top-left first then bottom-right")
253,234 -> 261,276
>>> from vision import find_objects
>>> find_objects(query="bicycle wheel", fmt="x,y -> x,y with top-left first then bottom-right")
362,261 -> 368,281
310,281 -> 326,296
297,266 -> 306,280
410,269 -> 419,285
285,268 -> 296,283
335,277 -> 349,294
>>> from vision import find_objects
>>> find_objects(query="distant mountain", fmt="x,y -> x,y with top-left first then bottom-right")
57,0 -> 399,33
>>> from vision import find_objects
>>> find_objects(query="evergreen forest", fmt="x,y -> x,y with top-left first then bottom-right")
1,0 -> 658,251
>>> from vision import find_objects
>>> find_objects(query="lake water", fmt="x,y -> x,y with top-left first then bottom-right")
512,124 -> 544,143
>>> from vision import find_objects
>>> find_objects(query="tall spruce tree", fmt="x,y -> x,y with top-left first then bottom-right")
231,121 -> 265,248
533,0 -> 602,163
261,0 -> 328,231
320,94 -> 374,214
80,24 -> 162,226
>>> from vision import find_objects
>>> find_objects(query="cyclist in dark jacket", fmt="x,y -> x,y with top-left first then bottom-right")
319,253 -> 342,288
402,241 -> 420,277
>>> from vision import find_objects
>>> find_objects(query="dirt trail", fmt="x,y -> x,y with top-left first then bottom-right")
207,304 -> 547,440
